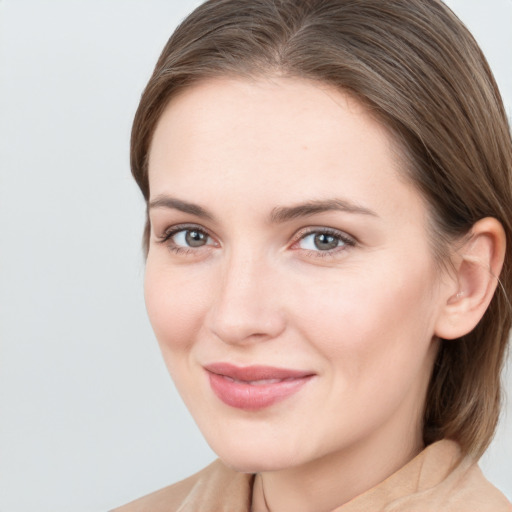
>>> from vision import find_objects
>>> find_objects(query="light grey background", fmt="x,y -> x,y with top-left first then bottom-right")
0,1 -> 510,511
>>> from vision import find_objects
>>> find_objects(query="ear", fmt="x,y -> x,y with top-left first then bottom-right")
434,217 -> 506,340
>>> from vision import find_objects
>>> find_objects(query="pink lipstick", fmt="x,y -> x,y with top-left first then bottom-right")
204,363 -> 314,411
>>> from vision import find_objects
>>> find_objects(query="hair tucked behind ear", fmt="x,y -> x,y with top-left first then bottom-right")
131,0 -> 512,457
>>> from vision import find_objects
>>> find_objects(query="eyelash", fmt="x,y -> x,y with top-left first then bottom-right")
157,224 -> 215,255
291,227 -> 356,259
156,224 -> 356,258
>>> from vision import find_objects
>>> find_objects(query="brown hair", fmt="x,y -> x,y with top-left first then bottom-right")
131,0 -> 512,457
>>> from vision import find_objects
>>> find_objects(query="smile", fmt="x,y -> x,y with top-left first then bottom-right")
204,363 -> 315,411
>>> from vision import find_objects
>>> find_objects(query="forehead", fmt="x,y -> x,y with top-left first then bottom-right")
148,76 -> 424,224
150,77 -> 389,164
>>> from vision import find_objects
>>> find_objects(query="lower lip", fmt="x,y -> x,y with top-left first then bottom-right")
207,372 -> 313,411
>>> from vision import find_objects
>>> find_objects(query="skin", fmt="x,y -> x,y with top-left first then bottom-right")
144,77 -> 460,512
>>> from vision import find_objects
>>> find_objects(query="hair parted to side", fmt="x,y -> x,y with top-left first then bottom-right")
131,0 -> 512,457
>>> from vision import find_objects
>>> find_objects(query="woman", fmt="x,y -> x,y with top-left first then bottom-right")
114,0 -> 512,510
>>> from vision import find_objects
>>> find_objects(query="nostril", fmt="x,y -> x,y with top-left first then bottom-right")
204,258 -> 286,344
206,302 -> 286,346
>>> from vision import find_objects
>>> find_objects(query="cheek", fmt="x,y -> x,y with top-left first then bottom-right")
291,261 -> 440,438
292,257 -> 439,371
144,259 -> 210,353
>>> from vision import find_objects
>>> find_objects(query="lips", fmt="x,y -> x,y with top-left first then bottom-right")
204,363 -> 314,411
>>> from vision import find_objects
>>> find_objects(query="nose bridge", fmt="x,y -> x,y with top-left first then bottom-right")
207,246 -> 285,344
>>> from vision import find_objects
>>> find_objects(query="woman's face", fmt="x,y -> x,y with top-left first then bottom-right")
145,77 -> 450,472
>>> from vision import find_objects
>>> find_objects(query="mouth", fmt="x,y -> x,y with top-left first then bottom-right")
204,363 -> 315,411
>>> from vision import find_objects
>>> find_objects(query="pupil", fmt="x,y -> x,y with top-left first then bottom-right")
314,233 -> 338,250
185,230 -> 206,247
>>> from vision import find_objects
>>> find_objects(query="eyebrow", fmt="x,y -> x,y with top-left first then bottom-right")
269,199 -> 379,223
148,196 -> 214,220
148,195 -> 378,223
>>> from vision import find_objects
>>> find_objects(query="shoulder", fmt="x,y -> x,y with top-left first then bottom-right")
342,440 -> 511,512
397,441 -> 512,512
110,466 -> 205,512
443,462 -> 512,512
111,459 -> 254,512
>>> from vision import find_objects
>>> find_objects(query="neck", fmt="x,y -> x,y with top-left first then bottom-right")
251,417 -> 424,512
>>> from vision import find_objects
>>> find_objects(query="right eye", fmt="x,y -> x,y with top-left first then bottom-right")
173,228 -> 211,248
158,225 -> 217,254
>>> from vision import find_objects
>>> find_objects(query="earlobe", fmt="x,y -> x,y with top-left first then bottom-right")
434,217 -> 506,340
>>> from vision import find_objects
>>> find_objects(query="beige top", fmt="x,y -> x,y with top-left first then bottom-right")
113,440 -> 512,512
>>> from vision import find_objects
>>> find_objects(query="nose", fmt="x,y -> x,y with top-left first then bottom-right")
205,251 -> 286,345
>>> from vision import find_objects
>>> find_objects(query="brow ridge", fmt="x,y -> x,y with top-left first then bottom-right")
148,196 -> 377,223
148,195 -> 214,220
269,199 -> 378,223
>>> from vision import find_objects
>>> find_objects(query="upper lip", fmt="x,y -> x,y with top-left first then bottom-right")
204,362 -> 315,381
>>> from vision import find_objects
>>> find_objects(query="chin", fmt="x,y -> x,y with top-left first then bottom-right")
205,434 -> 311,474
219,452 -> 300,474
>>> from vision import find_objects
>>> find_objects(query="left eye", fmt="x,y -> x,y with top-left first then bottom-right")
297,231 -> 348,251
